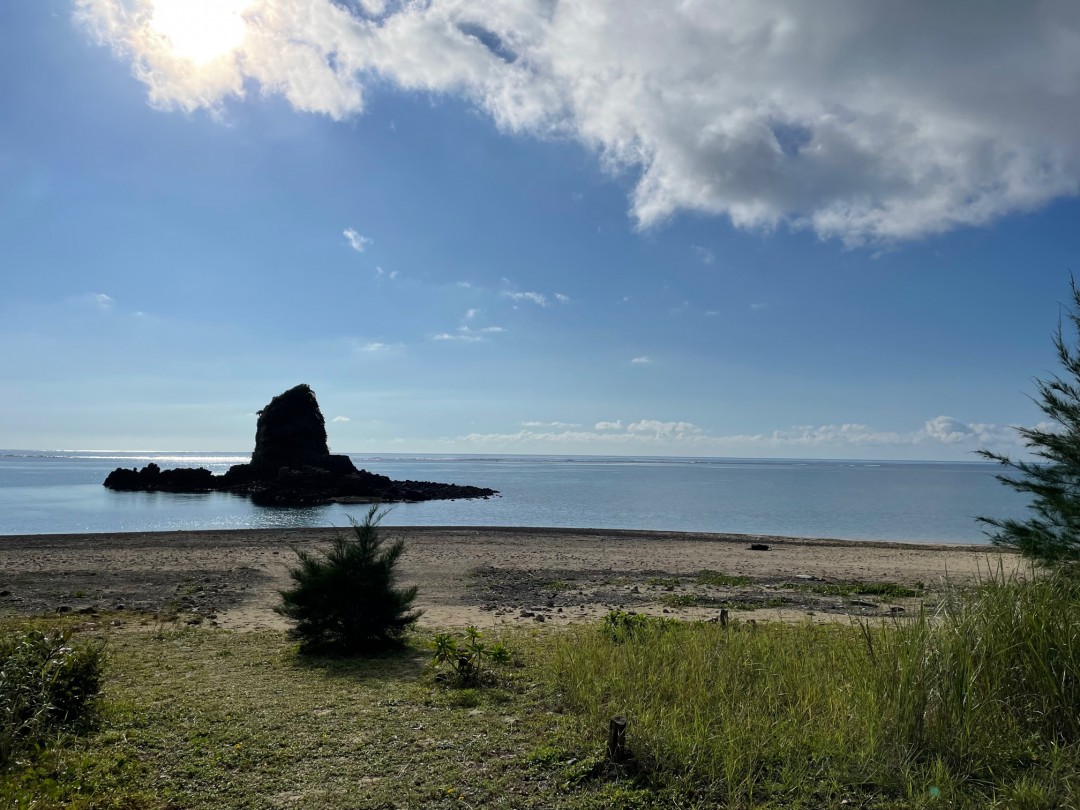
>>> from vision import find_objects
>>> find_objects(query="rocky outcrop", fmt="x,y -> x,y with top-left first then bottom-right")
103,385 -> 497,506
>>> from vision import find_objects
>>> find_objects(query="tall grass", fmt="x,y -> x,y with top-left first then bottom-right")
549,571 -> 1080,806
0,629 -> 104,767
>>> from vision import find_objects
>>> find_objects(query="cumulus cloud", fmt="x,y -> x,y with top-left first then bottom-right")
630,356 -> 651,364
75,1 -> 1080,244
522,420 -> 582,428
594,420 -> 623,430
554,292 -> 571,304
343,228 -> 372,252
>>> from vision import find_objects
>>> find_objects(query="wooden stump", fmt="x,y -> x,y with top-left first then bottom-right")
607,715 -> 628,761
720,608 -> 729,627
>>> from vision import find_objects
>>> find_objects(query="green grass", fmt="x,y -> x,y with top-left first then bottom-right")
0,623 -> 654,809
780,580 -> 923,599
660,593 -> 787,610
550,571 -> 1080,808
6,570 -> 1080,808
695,570 -> 753,588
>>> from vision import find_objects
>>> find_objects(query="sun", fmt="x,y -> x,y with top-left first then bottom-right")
149,0 -> 252,64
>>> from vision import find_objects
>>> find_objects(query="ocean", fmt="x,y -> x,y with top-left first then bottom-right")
0,451 -> 1030,543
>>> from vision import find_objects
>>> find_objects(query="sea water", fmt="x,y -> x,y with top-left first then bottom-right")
0,451 -> 1030,542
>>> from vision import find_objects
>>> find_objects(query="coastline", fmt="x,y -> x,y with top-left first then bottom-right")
0,526 -> 1021,631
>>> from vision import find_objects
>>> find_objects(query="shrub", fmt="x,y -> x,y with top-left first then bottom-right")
276,506 -> 421,654
0,628 -> 104,767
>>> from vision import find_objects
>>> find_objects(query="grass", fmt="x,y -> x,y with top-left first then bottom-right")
550,570 -> 1080,808
5,570 -> 1080,808
0,622 -> 653,809
780,580 -> 923,599
695,570 -> 752,588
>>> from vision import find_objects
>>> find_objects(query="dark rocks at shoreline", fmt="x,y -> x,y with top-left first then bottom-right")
103,384 -> 498,507
103,463 -> 219,493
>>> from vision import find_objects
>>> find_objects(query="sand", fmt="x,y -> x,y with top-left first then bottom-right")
0,527 -> 1022,631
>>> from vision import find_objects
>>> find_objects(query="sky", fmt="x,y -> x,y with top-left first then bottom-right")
1,0 -> 1079,460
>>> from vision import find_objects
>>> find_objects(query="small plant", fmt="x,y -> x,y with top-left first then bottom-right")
695,570 -> 751,587
1,628 -> 104,767
430,626 -> 512,686
276,505 -> 420,654
660,593 -> 699,608
602,609 -> 676,642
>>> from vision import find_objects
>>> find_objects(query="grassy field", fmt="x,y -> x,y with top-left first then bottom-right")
4,572 -> 1080,808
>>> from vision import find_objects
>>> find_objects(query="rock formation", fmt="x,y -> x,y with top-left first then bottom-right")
104,384 -> 497,506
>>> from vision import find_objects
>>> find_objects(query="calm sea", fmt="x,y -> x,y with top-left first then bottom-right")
0,451 -> 1030,543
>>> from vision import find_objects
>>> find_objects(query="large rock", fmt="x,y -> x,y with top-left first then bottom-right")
103,385 -> 497,507
250,384 -> 332,471
227,383 -> 358,482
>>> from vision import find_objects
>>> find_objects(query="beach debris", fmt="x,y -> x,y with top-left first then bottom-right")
749,543 -> 771,551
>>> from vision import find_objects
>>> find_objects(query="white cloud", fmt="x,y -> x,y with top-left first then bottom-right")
630,356 -> 651,364
75,1 -> 1080,244
554,292 -> 571,304
627,419 -> 703,437
464,308 -> 480,320
457,415 -> 1037,455
354,340 -> 398,352
692,246 -> 716,265
331,415 -> 350,422
502,290 -> 548,307
374,266 -> 398,280
343,228 -> 372,252
89,292 -> 114,310
594,420 -> 623,430
433,332 -> 482,342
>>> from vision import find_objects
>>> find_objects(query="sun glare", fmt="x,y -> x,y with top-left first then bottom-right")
149,0 -> 252,64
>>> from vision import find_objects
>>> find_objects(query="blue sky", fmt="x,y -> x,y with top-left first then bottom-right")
1,0 -> 1078,459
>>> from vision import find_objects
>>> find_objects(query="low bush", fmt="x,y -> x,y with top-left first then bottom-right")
0,628 -> 104,767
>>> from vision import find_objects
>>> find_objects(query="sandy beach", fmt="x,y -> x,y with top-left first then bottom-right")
0,526 -> 1024,631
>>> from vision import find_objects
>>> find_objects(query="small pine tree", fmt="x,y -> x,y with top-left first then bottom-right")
276,505 -> 420,653
978,279 -> 1080,564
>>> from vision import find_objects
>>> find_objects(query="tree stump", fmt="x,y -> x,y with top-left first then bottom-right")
607,715 -> 628,761
720,608 -> 729,627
